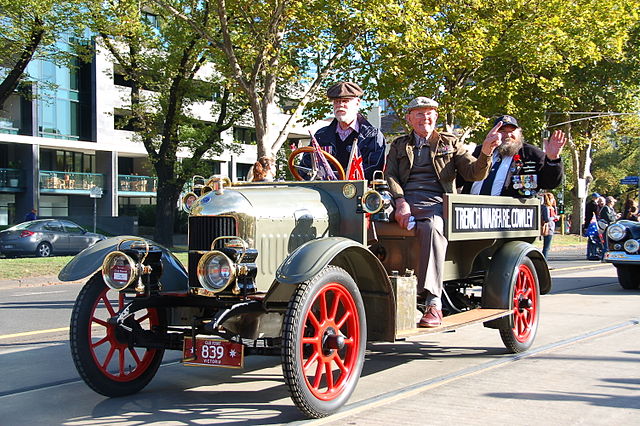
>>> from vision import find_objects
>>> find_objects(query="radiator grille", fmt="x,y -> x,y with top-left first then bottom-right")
188,216 -> 236,250
188,216 -> 236,286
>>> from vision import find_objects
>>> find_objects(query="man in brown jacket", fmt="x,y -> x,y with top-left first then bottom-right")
385,97 -> 500,327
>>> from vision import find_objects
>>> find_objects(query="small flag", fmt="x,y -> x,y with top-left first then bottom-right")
309,131 -> 337,180
346,140 -> 364,180
585,213 -> 599,238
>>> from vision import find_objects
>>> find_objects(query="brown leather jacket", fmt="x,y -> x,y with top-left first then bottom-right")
385,131 -> 491,198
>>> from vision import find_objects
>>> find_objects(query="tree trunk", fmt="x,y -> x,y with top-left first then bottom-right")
154,181 -> 179,247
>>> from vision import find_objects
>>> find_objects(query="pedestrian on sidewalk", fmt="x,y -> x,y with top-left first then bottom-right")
541,193 -> 558,259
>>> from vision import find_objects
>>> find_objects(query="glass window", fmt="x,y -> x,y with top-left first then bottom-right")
61,220 -> 85,234
43,221 -> 64,232
233,127 -> 257,144
236,163 -> 252,181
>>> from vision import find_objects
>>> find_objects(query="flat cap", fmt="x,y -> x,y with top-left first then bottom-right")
406,97 -> 439,112
327,81 -> 363,99
494,114 -> 520,128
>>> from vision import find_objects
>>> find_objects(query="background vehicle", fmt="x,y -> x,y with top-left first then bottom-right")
60,177 -> 548,418
604,220 -> 640,289
0,219 -> 105,258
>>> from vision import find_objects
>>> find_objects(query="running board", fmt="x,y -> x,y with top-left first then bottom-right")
396,308 -> 511,339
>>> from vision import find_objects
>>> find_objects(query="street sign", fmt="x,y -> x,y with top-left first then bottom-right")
90,186 -> 103,198
620,176 -> 639,185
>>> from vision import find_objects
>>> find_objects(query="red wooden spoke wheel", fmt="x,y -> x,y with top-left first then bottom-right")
499,257 -> 540,353
287,146 -> 346,181
282,266 -> 366,418
70,275 -> 165,396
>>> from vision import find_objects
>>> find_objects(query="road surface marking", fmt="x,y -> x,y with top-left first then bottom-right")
0,327 -> 69,340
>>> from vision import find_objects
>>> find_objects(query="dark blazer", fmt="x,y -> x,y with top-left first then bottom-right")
313,114 -> 386,181
461,142 -> 563,197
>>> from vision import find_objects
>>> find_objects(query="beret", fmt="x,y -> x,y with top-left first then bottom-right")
405,97 -> 439,112
327,81 -> 363,99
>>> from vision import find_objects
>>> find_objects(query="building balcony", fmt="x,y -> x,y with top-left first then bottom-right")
0,168 -> 23,192
40,171 -> 105,193
118,175 -> 157,196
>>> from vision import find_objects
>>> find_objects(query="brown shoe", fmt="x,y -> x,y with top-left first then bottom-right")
418,305 -> 443,328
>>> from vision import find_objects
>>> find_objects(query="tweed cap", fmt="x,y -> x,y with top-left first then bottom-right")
493,115 -> 520,128
326,81 -> 363,99
405,97 -> 439,112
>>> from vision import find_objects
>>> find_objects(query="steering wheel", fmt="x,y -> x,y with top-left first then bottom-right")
288,146 -> 346,181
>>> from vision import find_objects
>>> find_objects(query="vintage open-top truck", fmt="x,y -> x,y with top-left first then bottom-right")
61,172 -> 548,418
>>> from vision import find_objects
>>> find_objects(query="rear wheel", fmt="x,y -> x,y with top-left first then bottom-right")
281,266 -> 366,418
499,257 -> 540,353
70,274 -> 165,396
616,265 -> 640,290
36,242 -> 52,257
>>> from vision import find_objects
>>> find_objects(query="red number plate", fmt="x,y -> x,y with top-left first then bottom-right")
183,337 -> 244,368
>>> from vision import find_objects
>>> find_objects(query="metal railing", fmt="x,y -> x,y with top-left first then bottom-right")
40,171 -> 104,191
118,175 -> 157,193
0,168 -> 21,188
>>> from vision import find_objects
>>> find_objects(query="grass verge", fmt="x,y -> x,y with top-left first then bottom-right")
0,252 -> 191,281
0,256 -> 76,280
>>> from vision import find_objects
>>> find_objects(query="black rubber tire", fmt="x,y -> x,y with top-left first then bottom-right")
499,257 -> 540,353
281,266 -> 366,418
36,242 -> 52,257
616,265 -> 640,290
70,274 -> 165,397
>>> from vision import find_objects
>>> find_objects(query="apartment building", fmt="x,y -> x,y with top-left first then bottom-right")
0,41 -> 320,226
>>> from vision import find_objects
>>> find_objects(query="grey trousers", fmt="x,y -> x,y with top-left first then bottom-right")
412,204 -> 447,296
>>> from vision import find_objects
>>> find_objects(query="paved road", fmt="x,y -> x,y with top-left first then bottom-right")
0,249 -> 637,425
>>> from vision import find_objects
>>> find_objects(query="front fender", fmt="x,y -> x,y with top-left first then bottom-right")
58,236 -> 188,293
482,241 -> 550,328
267,237 -> 395,342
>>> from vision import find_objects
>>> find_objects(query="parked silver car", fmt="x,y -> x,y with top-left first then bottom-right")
0,219 -> 105,258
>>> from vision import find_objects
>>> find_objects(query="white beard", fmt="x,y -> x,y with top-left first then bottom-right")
335,110 -> 358,125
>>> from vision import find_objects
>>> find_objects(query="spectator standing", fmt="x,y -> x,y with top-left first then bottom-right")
621,198 -> 639,221
24,209 -> 37,222
249,156 -> 276,182
583,192 -> 600,234
541,193 -> 558,259
599,196 -> 617,225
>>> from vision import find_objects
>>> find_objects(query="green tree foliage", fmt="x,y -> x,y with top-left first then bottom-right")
0,0 -> 90,108
155,0 -> 391,158
88,0 -> 245,246
372,0 -> 639,232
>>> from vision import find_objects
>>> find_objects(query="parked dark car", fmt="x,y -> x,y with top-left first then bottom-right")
0,219 -> 105,258
604,220 -> 640,289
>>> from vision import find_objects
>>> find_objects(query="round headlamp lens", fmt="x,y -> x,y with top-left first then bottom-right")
102,252 -> 136,290
623,239 -> 639,254
607,224 -> 626,241
362,190 -> 383,214
197,251 -> 235,292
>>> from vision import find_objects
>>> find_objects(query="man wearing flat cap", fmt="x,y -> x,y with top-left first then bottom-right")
310,81 -> 385,180
461,115 -> 566,197
385,96 -> 501,328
